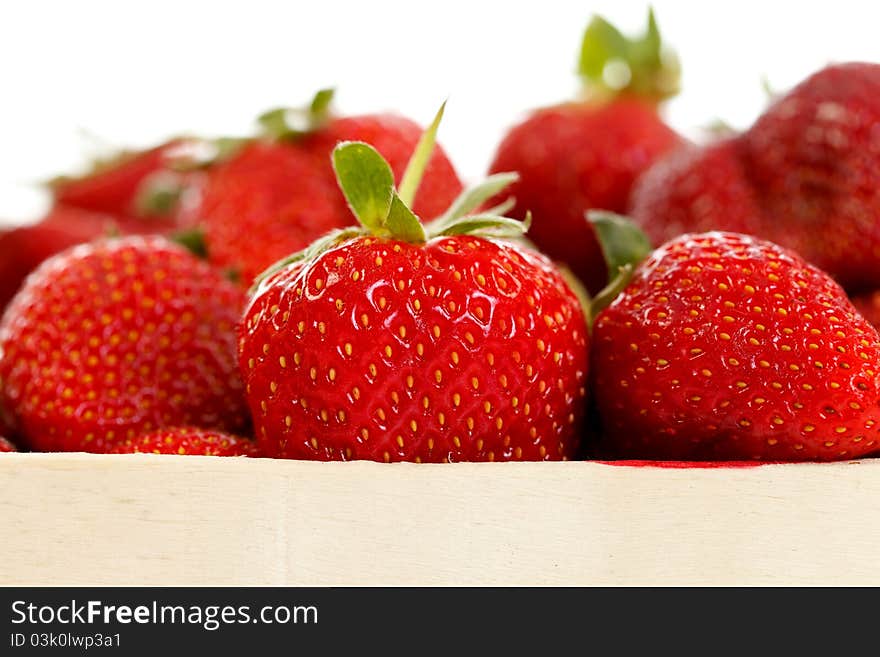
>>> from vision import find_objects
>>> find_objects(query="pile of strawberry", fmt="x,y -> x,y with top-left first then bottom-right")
2,11 -> 880,464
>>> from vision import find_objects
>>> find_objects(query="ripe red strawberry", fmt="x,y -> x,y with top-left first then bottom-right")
240,138 -> 588,462
0,236 -> 249,452
630,63 -> 880,292
488,10 -> 684,294
196,91 -> 463,284
592,231 -> 880,462
740,63 -> 880,291
628,138 -> 764,247
0,436 -> 16,452
109,427 -> 258,457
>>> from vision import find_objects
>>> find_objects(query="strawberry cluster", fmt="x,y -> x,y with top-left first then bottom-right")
2,10 -> 880,464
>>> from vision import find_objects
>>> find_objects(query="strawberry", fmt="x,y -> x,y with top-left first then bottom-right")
0,211 -> 113,313
628,138 -> 764,247
592,231 -> 880,462
741,63 -> 880,291
0,236 -> 249,452
487,10 -> 683,294
0,203 -> 208,317
0,436 -> 16,453
50,139 -> 201,224
630,63 -> 880,292
239,124 -> 589,462
196,90 -> 463,284
109,427 -> 258,457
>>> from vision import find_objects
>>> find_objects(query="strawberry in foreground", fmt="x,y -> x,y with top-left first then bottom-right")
240,122 -> 589,462
592,231 -> 880,461
630,63 -> 880,292
196,89 -> 463,283
0,436 -> 16,452
109,427 -> 258,457
0,236 -> 249,452
488,9 -> 683,294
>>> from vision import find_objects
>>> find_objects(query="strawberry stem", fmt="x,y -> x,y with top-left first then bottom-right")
577,7 -> 680,102
586,211 -> 652,325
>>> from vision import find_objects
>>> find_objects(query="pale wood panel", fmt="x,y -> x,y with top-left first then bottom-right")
1,454 -> 878,586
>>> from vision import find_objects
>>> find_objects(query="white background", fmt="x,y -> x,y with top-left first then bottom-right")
0,0 -> 877,224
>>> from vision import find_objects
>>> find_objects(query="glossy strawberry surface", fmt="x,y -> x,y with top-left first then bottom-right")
0,236 -> 249,452
592,232 -> 880,461
489,98 -> 683,294
240,235 -> 589,462
109,426 -> 258,456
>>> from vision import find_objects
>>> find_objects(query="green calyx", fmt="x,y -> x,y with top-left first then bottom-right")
578,7 -> 680,102
251,103 -> 528,290
258,88 -> 336,140
585,211 -> 652,326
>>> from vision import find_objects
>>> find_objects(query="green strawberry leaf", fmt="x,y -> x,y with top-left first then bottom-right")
171,227 -> 209,259
578,16 -> 629,86
398,101 -> 446,208
332,141 -> 395,232
577,7 -> 680,101
434,211 -> 531,240
431,172 -> 519,229
589,210 -> 651,282
134,172 -> 185,217
387,192 -> 426,243
309,88 -> 336,117
258,88 -> 336,140
586,210 -> 652,326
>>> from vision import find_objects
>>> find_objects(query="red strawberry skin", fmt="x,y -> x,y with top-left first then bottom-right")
592,232 -> 880,462
0,436 -> 16,452
0,236 -> 249,453
240,236 -> 588,462
489,98 -> 683,294
109,427 -> 258,457
628,138 -> 764,247
630,63 -> 880,292
198,115 -> 463,284
740,63 -> 880,291
198,141 -> 347,283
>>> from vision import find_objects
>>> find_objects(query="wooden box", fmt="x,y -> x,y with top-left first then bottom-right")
2,454 -> 879,586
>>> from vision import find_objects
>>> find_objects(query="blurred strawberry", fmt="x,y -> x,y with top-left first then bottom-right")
488,9 -> 684,294
0,436 -> 16,453
196,90 -> 463,284
628,138 -> 764,246
50,139 -> 201,224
